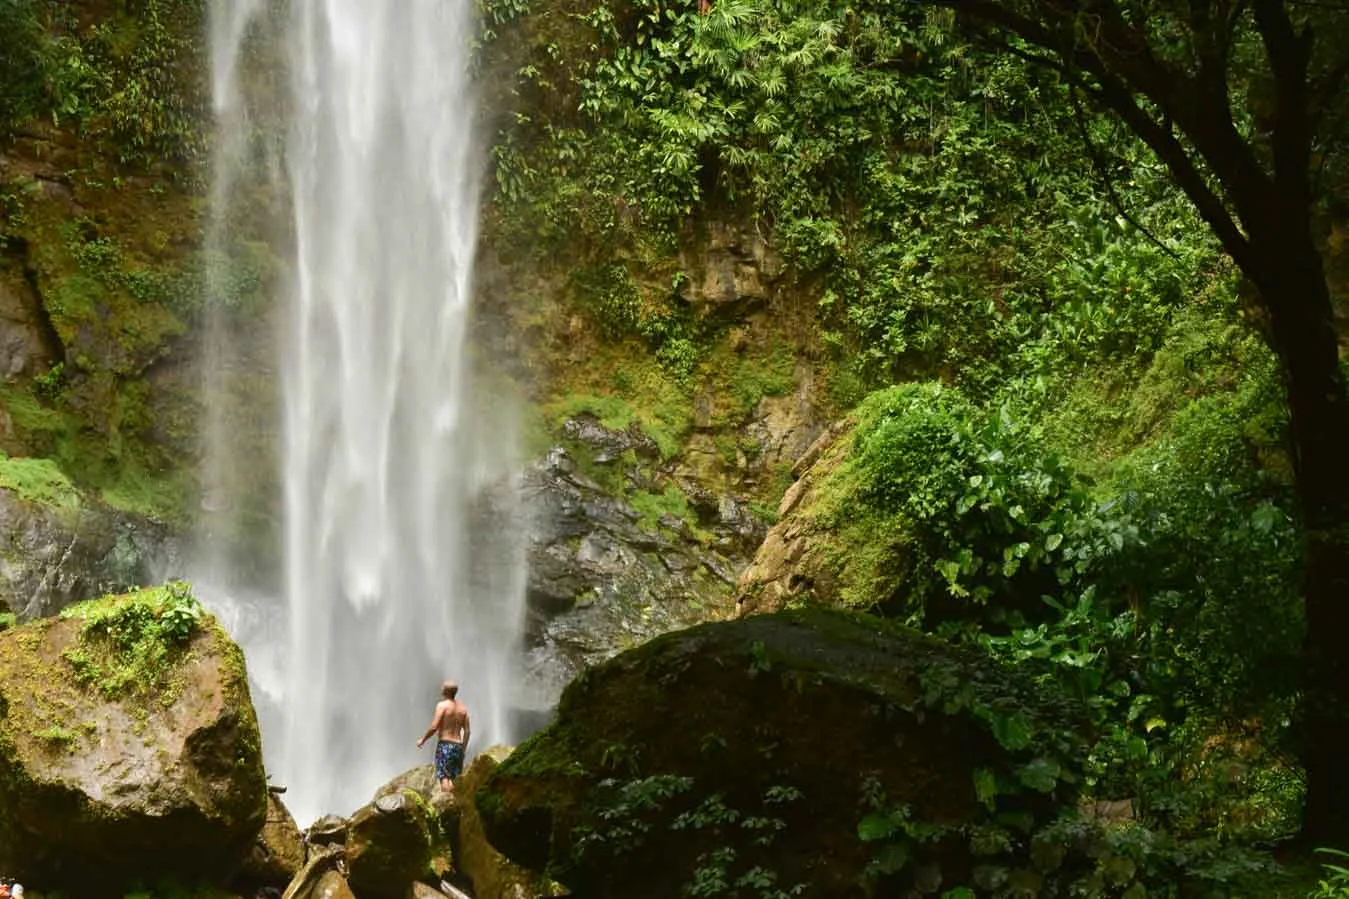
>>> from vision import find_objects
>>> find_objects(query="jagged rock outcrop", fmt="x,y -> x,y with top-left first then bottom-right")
477,609 -> 1087,899
677,220 -> 785,319
521,422 -> 761,690
0,486 -> 181,622
0,586 -> 267,893
733,421 -> 852,616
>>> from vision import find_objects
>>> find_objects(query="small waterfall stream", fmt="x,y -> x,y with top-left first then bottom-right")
206,1 -> 528,823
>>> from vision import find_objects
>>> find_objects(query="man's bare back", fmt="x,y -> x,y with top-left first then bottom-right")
418,680 -> 472,792
432,699 -> 469,744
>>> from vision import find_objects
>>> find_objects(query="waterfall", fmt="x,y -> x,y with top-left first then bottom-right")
206,0 -> 528,824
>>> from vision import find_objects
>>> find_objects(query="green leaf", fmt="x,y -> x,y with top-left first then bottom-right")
1017,757 -> 1061,793
991,712 -> 1033,750
973,767 -> 998,810
873,840 -> 911,874
858,811 -> 899,842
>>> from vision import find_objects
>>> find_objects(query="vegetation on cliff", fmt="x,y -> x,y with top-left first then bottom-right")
475,0 -> 1349,888
2,0 -> 1348,892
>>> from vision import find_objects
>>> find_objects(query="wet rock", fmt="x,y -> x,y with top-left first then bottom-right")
0,588 -> 267,892
0,487 -> 183,621
238,791 -> 306,888
345,790 -> 433,899
0,266 -> 57,382
409,884 -> 458,899
281,846 -> 350,899
478,609 -> 1085,899
310,870 -> 357,899
305,814 -> 349,850
522,444 -> 744,691
561,413 -> 660,461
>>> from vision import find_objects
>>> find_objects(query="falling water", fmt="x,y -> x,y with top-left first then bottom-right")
207,1 -> 528,823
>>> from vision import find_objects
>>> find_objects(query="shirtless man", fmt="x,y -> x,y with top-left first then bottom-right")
417,680 -> 471,792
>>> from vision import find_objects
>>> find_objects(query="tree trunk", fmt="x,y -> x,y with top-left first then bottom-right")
1256,234 -> 1349,842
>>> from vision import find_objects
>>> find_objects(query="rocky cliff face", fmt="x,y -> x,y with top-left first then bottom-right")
0,4 -> 843,695
0,487 -> 181,621
732,420 -> 854,616
522,434 -> 750,690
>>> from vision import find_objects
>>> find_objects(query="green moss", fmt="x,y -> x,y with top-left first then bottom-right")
700,338 -> 797,427
99,463 -> 191,523
629,484 -> 693,533
33,725 -> 77,749
59,581 -> 205,701
546,382 -> 689,460
0,453 -> 81,509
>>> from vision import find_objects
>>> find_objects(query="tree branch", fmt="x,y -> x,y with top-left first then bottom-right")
1067,86 -> 1183,261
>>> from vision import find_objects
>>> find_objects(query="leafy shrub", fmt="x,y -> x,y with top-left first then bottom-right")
840,382 -> 1108,627
826,374 -> 1303,845
60,581 -> 205,700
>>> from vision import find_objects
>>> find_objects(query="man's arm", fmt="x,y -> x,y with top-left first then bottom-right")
416,703 -> 445,748
463,710 -> 471,750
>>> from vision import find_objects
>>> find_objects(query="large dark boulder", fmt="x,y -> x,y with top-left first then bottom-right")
477,609 -> 1088,899
454,747 -> 558,899
345,790 -> 434,899
0,584 -> 267,893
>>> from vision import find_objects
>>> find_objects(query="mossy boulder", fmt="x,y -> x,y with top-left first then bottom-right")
454,747 -> 560,899
477,609 -> 1087,899
0,584 -> 267,892
345,790 -> 434,899
373,765 -> 459,879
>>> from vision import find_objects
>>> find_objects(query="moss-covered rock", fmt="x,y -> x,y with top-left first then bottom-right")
454,747 -> 560,899
478,609 -> 1087,899
0,583 -> 267,892
733,421 -> 855,615
345,790 -> 434,899
373,765 -> 459,879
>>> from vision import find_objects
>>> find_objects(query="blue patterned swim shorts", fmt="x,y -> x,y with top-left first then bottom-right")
435,740 -> 465,782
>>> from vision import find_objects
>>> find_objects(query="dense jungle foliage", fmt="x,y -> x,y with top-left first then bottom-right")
3,0 -> 1349,894
477,0 -> 1349,893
